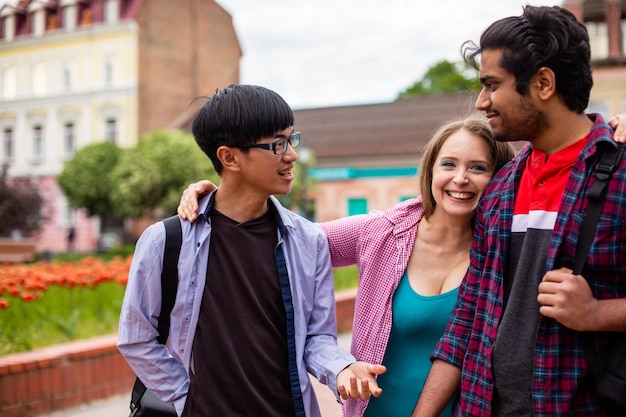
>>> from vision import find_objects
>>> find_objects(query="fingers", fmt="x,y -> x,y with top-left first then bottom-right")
177,201 -> 196,221
339,377 -> 382,401
609,115 -> 626,143
369,364 -> 387,376
346,377 -> 376,400
178,187 -> 200,221
350,376 -> 359,397
338,384 -> 349,400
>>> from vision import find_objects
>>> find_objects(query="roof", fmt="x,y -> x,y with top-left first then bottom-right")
171,93 -> 482,167
293,93 -> 479,162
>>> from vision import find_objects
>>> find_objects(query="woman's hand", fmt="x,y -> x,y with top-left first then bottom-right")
177,180 -> 217,221
608,114 -> 626,142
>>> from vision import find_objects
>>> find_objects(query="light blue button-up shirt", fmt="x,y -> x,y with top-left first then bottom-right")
118,193 -> 354,416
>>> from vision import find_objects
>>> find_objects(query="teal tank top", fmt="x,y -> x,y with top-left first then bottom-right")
363,271 -> 458,417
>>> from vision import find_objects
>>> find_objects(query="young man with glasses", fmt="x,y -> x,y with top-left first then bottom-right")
118,84 -> 385,417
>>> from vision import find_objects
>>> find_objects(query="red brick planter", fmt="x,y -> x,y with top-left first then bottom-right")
0,289 -> 356,417
335,288 -> 357,334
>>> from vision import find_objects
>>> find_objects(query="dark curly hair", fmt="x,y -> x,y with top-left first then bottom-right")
461,5 -> 592,113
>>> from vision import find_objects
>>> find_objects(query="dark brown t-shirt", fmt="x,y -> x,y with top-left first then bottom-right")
182,209 -> 295,416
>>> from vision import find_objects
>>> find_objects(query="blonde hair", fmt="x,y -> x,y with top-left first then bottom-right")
418,114 -> 515,218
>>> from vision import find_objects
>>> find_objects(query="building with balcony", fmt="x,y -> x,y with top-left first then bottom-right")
0,0 -> 240,252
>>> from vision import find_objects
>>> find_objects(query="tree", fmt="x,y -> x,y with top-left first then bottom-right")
0,164 -> 44,237
398,59 -> 481,98
110,130 -> 219,218
57,141 -> 121,217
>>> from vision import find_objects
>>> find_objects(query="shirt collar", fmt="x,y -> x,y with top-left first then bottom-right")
200,192 -> 287,237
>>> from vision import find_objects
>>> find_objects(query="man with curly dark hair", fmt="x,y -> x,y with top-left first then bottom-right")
413,5 -> 626,416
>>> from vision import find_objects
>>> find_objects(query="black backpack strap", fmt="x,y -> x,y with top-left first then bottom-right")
575,143 -> 625,384
130,215 -> 182,415
573,143 -> 625,275
157,215 -> 183,344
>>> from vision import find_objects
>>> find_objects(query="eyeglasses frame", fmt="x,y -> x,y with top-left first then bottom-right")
237,131 -> 301,155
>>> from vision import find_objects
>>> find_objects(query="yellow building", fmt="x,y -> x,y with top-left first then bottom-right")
0,0 -> 240,252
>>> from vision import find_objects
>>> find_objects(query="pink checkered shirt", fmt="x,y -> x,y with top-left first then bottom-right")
319,197 -> 425,417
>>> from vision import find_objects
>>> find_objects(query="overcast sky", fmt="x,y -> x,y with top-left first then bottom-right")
215,0 -> 562,109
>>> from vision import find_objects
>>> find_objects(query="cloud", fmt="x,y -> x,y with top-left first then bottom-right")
217,0 -> 562,108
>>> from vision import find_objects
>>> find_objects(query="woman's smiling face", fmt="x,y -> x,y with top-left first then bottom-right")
430,128 -> 494,222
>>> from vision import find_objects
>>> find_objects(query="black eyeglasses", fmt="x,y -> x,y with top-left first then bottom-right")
238,131 -> 300,155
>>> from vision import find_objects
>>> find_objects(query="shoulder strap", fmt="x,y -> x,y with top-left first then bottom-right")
573,143 -> 625,275
130,215 -> 182,414
157,215 -> 183,344
576,143 -> 625,383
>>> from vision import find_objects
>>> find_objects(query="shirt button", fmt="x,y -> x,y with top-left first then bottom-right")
538,180 -> 545,186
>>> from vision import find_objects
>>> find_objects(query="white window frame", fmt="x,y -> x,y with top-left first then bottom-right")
104,57 -> 114,87
32,124 -> 44,163
105,118 -> 117,143
2,127 -> 14,163
64,121 -> 76,158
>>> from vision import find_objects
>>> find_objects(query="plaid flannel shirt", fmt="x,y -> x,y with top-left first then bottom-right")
432,113 -> 626,416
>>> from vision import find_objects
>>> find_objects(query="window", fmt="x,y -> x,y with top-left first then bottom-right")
3,128 -> 13,162
63,66 -> 71,91
64,122 -> 75,157
3,67 -> 17,100
120,0 -> 133,19
79,4 -> 91,26
104,58 -> 114,87
58,195 -> 74,228
32,63 -> 46,96
105,118 -> 117,143
32,125 -> 44,162
347,198 -> 368,216
15,10 -> 28,36
46,11 -> 58,31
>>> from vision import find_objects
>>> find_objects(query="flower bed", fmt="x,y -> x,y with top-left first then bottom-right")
0,257 -> 131,355
0,258 -> 357,417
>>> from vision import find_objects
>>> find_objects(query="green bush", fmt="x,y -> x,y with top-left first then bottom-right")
333,265 -> 358,291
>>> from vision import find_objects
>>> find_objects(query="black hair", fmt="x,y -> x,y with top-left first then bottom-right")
191,84 -> 294,173
462,5 -> 592,113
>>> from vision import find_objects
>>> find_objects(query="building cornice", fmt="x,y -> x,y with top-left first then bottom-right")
0,20 -> 138,49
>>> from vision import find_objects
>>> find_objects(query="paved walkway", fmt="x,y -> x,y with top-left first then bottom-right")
40,332 -> 352,417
